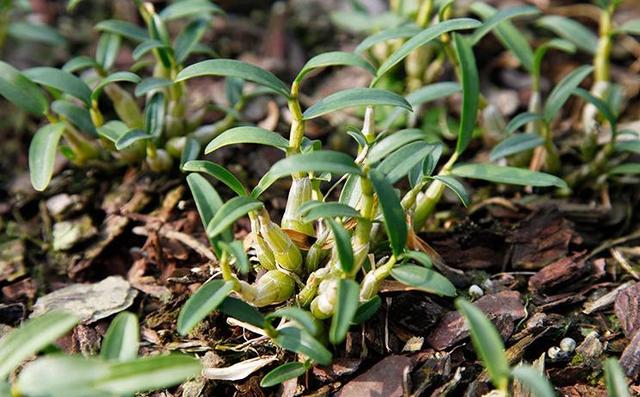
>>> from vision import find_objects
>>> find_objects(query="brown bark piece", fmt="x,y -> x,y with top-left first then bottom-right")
620,331 -> 640,381
615,282 -> 640,338
427,291 -> 525,351
334,355 -> 413,397
528,253 -> 600,293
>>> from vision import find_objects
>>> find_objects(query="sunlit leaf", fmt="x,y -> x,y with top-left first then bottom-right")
537,15 -> 598,55
295,51 -> 375,82
205,126 -> 289,154
511,365 -> 555,397
489,133 -> 544,161
24,67 -> 91,105
101,312 -> 139,362
29,123 -> 66,191
543,65 -> 593,122
452,163 -> 568,188
391,265 -> 456,296
274,327 -> 332,365
369,169 -> 406,256
454,33 -> 480,155
177,280 -> 235,335
326,219 -> 354,274
206,196 -> 264,239
0,61 -> 48,115
302,88 -> 411,120
260,362 -> 307,388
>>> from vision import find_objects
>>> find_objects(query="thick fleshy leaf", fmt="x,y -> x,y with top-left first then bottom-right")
454,33 -> 480,155
616,19 -> 640,35
543,65 -> 593,122
205,126 -> 289,154
275,327 -> 332,365
403,251 -> 433,268
532,39 -> 576,77
96,120 -> 128,144
456,299 -> 510,391
452,163 -> 568,188
183,160 -> 248,196
174,19 -> 209,63
391,265 -> 456,296
470,2 -> 534,72
218,297 -> 266,328
355,25 -> 420,54
222,240 -> 250,274
266,308 -> 318,336
144,92 -> 165,138
368,129 -> 427,164
260,362 -> 307,388
8,21 -> 66,46
615,140 -> 640,155
24,67 -> 92,105
159,0 -> 224,21
132,39 -> 168,61
511,365 -> 555,397
376,141 -> 437,184
506,112 -> 544,134
186,174 -> 231,253
51,100 -> 97,137
177,280 -> 235,335
302,88 -> 411,120
135,77 -> 173,97
470,5 -> 540,45
101,312 -> 139,362
329,279 -> 360,344
269,151 -> 362,180
326,219 -> 354,274
176,59 -> 290,98
0,311 -> 79,379
115,129 -> 152,150
96,33 -> 122,71
537,15 -> 597,55
92,72 -> 141,101
295,51 -> 375,82
299,201 -> 360,222
375,18 -> 481,82
0,61 -> 48,115
489,133 -> 544,161
180,137 -> 202,169
609,163 -> 640,175
206,196 -> 264,239
604,358 -> 631,397
431,175 -> 470,207
62,56 -> 99,73
352,296 -> 382,324
95,20 -> 148,41
369,169 -> 406,256
29,123 -> 66,191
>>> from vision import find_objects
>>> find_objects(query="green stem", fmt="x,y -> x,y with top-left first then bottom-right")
416,0 -> 433,28
412,151 -> 458,230
360,255 -> 397,300
541,122 -> 560,173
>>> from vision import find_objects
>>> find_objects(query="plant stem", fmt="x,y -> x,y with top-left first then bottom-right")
412,151 -> 458,230
359,255 -> 396,300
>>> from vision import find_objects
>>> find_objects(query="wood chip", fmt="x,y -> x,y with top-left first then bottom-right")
615,282 -> 640,338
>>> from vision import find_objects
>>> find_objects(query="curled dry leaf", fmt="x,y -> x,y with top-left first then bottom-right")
202,355 -> 278,381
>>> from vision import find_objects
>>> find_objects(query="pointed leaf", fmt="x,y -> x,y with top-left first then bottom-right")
132,39 -> 168,61
135,77 -> 173,97
369,169 -> 406,256
176,59 -> 290,98
101,312 -> 139,362
24,67 -> 92,105
609,163 -> 640,175
180,137 -> 202,169
295,51 -> 375,82
222,240 -> 251,274
177,280 -> 235,335
452,163 -> 567,188
471,5 -> 540,45
537,15 -> 597,55
329,279 -> 360,344
29,123 -> 66,191
326,219 -> 354,274
96,33 -> 122,71
431,175 -> 470,207
302,88 -> 411,120
0,61 -> 48,115
616,19 -> 640,35
355,25 -> 420,54
533,39 -> 576,77
368,129 -> 427,164
266,308 -> 319,336
269,150 -> 362,180
205,126 -> 289,154
62,56 -> 99,73
403,251 -> 433,268
391,265 -> 456,296
206,196 -> 264,239
159,0 -> 224,21
92,72 -> 141,101
604,358 -> 631,397
299,201 -> 360,222
115,129 -> 152,150
352,295 -> 382,324
275,327 -> 332,365
8,21 -> 65,46
51,100 -> 97,137
218,297 -> 266,328
454,33 -> 480,155
376,141 -> 437,184
95,20 -> 148,41
543,65 -> 593,122
186,173 -> 231,253
506,112 -> 544,134
511,365 -> 555,397
260,362 -> 307,387
174,18 -> 209,64
489,133 -> 544,161
573,87 -> 617,131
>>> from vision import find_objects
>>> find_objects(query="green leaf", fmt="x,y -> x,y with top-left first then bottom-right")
29,123 -> 66,191
205,126 -> 289,154
604,358 -> 631,397
176,59 -> 290,98
266,308 -> 319,336
206,196 -> 264,239
532,39 -> 576,78
269,151 -> 362,180
132,39 -> 168,61
218,297 -> 266,328
573,87 -> 617,131
51,100 -> 97,137
489,133 -> 544,161
470,2 -> 534,72
609,163 -> 640,175
355,25 -> 420,54
616,19 -> 640,35
454,33 -> 480,155
402,251 -> 433,268
177,280 -> 235,335
299,201 -> 360,222
159,0 -> 224,21
383,82 -> 461,130
506,112 -> 544,134
302,88 -> 411,120
101,312 -> 139,362
92,72 -> 141,101
96,33 -> 122,71
186,174 -> 231,254
24,67 -> 92,106
368,129 -> 427,164
376,141 -> 437,184
455,299 -> 510,391
8,21 -> 66,46
326,219 -> 354,274
260,362 -> 307,388
0,61 -> 48,115
174,18 -> 209,64
115,129 -> 152,150
391,265 -> 456,296
295,51 -> 375,82
543,65 -> 593,122
95,20 -> 148,41
431,175 -> 470,207
329,279 -> 360,344
369,169 -> 406,256
275,327 -> 332,365
135,77 -> 173,97
375,18 -> 481,82
471,5 -> 540,45
144,91 -> 165,137
62,56 -> 99,73
537,15 -> 598,55
352,295 -> 382,324
511,365 -> 555,397
452,163 -> 568,188
96,120 -> 128,144
0,311 -> 79,379
222,240 -> 251,274
615,140 -> 640,154
180,137 -> 202,169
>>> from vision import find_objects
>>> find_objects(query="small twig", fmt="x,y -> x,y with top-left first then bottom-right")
611,248 -> 640,280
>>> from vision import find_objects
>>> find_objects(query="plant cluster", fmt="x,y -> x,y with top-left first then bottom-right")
0,0 -> 638,395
